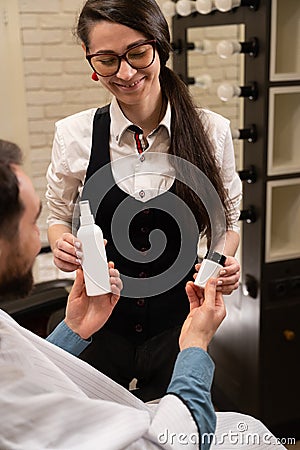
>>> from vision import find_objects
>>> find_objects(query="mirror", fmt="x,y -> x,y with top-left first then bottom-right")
187,24 -> 245,172
186,24 -> 245,265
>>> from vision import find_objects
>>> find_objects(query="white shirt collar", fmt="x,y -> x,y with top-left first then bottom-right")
110,96 -> 171,145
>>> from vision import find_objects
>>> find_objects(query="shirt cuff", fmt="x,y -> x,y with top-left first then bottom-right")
46,320 -> 92,356
169,347 -> 215,389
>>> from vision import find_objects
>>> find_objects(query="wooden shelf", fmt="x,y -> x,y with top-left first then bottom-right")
266,178 -> 300,262
268,86 -> 300,176
270,0 -> 300,81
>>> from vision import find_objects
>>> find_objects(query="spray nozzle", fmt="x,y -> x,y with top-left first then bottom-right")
79,200 -> 95,225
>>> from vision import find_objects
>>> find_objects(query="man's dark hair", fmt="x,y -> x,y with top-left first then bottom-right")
0,139 -> 23,165
0,140 -> 24,239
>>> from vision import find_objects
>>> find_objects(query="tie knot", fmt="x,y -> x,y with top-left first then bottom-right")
127,125 -> 146,155
127,124 -> 143,135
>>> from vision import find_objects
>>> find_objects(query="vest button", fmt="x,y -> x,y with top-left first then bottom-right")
137,299 -> 145,307
141,226 -> 149,234
143,208 -> 150,215
135,324 -> 143,333
138,271 -> 148,278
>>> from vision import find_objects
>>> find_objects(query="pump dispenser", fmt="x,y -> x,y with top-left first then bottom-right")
194,251 -> 226,288
77,200 -> 111,296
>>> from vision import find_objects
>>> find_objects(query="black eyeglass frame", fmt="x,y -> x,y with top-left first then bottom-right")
86,39 -> 157,77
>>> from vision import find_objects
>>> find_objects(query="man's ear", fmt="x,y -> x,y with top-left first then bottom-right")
82,43 -> 87,53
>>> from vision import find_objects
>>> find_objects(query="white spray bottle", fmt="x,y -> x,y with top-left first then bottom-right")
77,200 -> 111,296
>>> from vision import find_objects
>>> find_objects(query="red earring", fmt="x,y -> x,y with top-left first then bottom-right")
91,72 -> 99,81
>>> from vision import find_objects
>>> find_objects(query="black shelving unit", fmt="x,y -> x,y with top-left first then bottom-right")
171,0 -> 300,438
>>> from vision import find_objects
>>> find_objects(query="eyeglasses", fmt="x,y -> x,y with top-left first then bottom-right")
86,40 -> 156,77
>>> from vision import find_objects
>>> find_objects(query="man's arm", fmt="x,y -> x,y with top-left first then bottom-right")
162,279 -> 226,449
167,348 -> 216,449
47,319 -> 91,356
47,266 -> 122,355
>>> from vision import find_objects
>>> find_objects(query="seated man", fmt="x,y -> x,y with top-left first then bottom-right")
0,140 -> 286,449
0,139 -> 224,449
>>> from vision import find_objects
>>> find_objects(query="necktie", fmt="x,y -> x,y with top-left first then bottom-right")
127,125 -> 147,155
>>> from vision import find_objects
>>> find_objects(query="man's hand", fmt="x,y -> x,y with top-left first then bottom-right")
179,278 -> 226,352
64,262 -> 122,339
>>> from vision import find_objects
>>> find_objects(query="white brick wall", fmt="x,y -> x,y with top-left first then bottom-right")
18,0 -> 242,282
19,0 -> 103,281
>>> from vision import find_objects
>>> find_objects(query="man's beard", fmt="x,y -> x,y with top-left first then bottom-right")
0,267 -> 34,301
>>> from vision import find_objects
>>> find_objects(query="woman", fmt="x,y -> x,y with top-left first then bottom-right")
46,0 -> 242,401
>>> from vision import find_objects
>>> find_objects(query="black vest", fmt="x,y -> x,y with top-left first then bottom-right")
82,106 -> 197,341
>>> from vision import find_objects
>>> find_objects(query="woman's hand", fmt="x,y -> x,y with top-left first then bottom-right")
194,255 -> 240,295
64,262 -> 122,340
216,255 -> 240,294
52,232 -> 82,272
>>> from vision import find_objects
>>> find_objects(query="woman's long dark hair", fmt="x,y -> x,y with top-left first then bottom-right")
76,0 -> 231,242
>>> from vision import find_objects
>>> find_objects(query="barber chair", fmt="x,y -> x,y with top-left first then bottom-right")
0,278 -> 73,338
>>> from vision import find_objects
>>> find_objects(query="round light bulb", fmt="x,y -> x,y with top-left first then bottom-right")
162,1 -> 176,17
231,128 -> 240,139
216,40 -> 242,58
193,39 -> 213,54
217,83 -> 241,101
176,0 -> 196,16
196,0 -> 215,14
194,74 -> 213,89
215,0 -> 241,12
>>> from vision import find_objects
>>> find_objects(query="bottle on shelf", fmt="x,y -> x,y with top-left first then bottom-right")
176,0 -> 197,16
215,0 -> 259,12
217,82 -> 258,101
187,74 -> 213,89
231,124 -> 257,142
216,37 -> 259,59
239,205 -> 257,223
195,0 -> 217,14
238,165 -> 257,184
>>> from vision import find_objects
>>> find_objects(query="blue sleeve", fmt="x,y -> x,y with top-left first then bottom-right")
167,347 -> 216,450
46,320 -> 92,356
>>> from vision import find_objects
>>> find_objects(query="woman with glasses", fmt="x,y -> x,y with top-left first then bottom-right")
46,0 -> 242,401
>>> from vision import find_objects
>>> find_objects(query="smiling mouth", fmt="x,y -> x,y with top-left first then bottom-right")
114,77 -> 145,88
